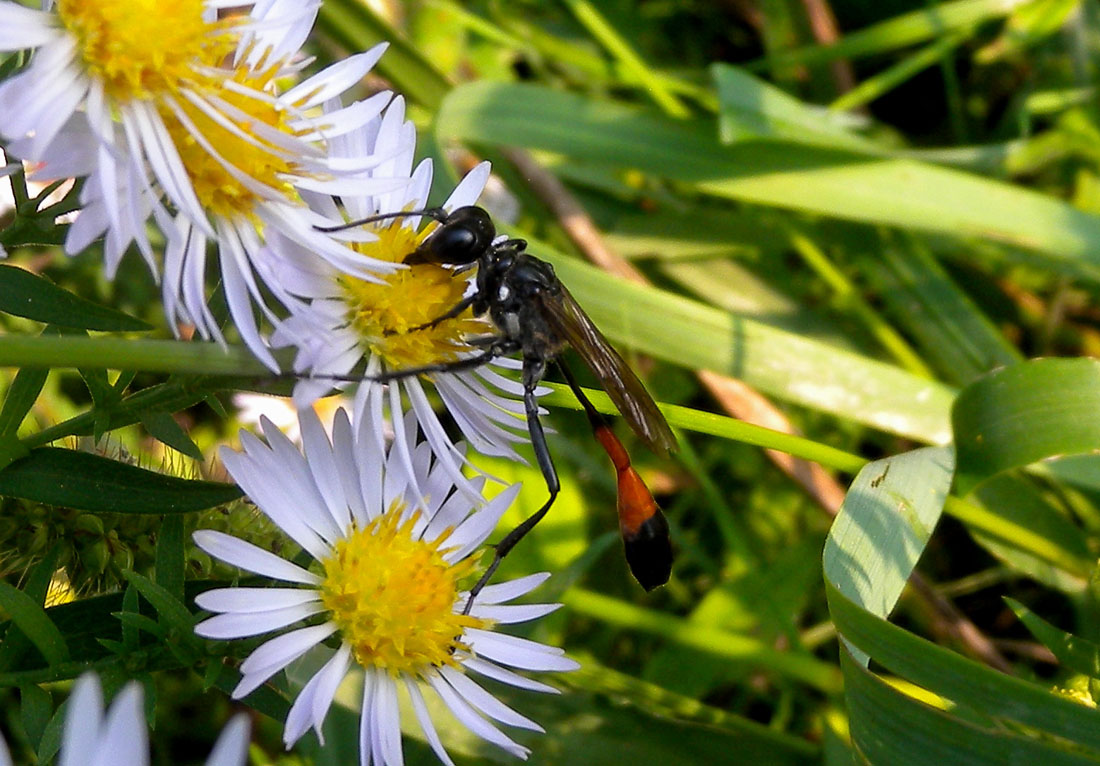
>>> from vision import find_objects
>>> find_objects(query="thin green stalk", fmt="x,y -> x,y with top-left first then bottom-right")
0,335 -> 269,377
789,233 -> 935,379
542,381 -> 867,475
558,0 -> 690,118
563,588 -> 844,694
829,31 -> 968,112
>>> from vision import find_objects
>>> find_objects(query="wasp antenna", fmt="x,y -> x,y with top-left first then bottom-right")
315,207 -> 449,233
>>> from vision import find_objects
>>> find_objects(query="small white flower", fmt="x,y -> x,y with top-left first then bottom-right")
194,404 -> 577,765
0,0 -> 411,367
262,98 -> 535,501
48,673 -> 250,766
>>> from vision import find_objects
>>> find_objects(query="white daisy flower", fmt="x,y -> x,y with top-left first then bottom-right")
0,0 -> 411,367
262,98 -> 534,500
193,404 -> 577,765
52,672 -> 249,766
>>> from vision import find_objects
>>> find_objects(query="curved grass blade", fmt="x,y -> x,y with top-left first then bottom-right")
823,446 -> 953,664
953,358 -> 1100,495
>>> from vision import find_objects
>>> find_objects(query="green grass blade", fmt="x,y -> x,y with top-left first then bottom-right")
437,81 -> 1100,278
841,647 -> 1100,765
953,358 -> 1100,494
824,446 -> 954,664
745,0 -> 1026,72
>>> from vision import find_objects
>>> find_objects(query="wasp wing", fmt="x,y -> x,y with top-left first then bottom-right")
537,285 -> 677,456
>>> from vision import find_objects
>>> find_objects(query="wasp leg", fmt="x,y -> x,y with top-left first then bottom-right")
383,293 -> 479,337
464,355 -> 559,614
369,341 -> 514,383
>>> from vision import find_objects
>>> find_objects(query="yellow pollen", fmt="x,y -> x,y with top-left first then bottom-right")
320,507 -> 487,675
161,62 -> 299,218
58,0 -> 236,101
340,221 -> 488,370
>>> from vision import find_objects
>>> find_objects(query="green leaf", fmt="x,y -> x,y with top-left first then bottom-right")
828,582 -> 1100,753
437,81 -> 1100,278
969,474 -> 1089,593
122,572 -> 195,635
113,611 -> 168,641
0,434 -> 30,472
0,264 -> 149,331
155,514 -> 185,603
0,544 -> 63,673
840,647 -> 1100,765
823,446 -> 954,663
712,63 -> 874,151
0,583 -> 69,666
0,447 -> 242,514
140,411 -> 202,461
0,366 -> 47,436
865,234 -> 1021,385
1006,598 -> 1100,678
20,683 -> 52,751
953,358 -> 1100,495
121,584 -> 139,651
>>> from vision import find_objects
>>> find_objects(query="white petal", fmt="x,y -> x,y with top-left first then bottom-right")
0,5 -> 57,49
195,587 -> 320,614
89,683 -> 146,766
299,406 -> 352,532
204,714 -> 250,766
444,483 -> 521,561
462,657 -> 560,695
466,629 -> 581,673
195,602 -> 324,639
426,672 -> 529,759
475,573 -> 551,605
468,602 -> 561,625
234,623 -> 337,698
444,162 -> 491,211
284,45 -> 388,108
374,673 -> 404,766
191,530 -> 321,585
283,643 -> 351,746
405,679 -> 455,766
438,666 -> 543,732
59,674 -> 103,766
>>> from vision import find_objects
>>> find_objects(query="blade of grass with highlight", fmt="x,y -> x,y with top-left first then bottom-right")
437,81 -> 1100,279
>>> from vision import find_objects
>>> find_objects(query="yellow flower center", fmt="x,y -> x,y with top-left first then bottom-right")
320,507 -> 487,675
58,0 -> 236,101
160,62 -> 299,218
340,222 -> 488,370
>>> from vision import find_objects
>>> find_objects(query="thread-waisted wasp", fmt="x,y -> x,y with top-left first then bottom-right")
317,206 -> 677,601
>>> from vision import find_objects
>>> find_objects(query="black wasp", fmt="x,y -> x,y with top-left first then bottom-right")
318,206 -> 677,600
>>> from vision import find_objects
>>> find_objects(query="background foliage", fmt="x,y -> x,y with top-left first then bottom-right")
4,0 -> 1100,763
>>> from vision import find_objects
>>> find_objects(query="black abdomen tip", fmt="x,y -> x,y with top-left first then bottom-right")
622,510 -> 673,591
